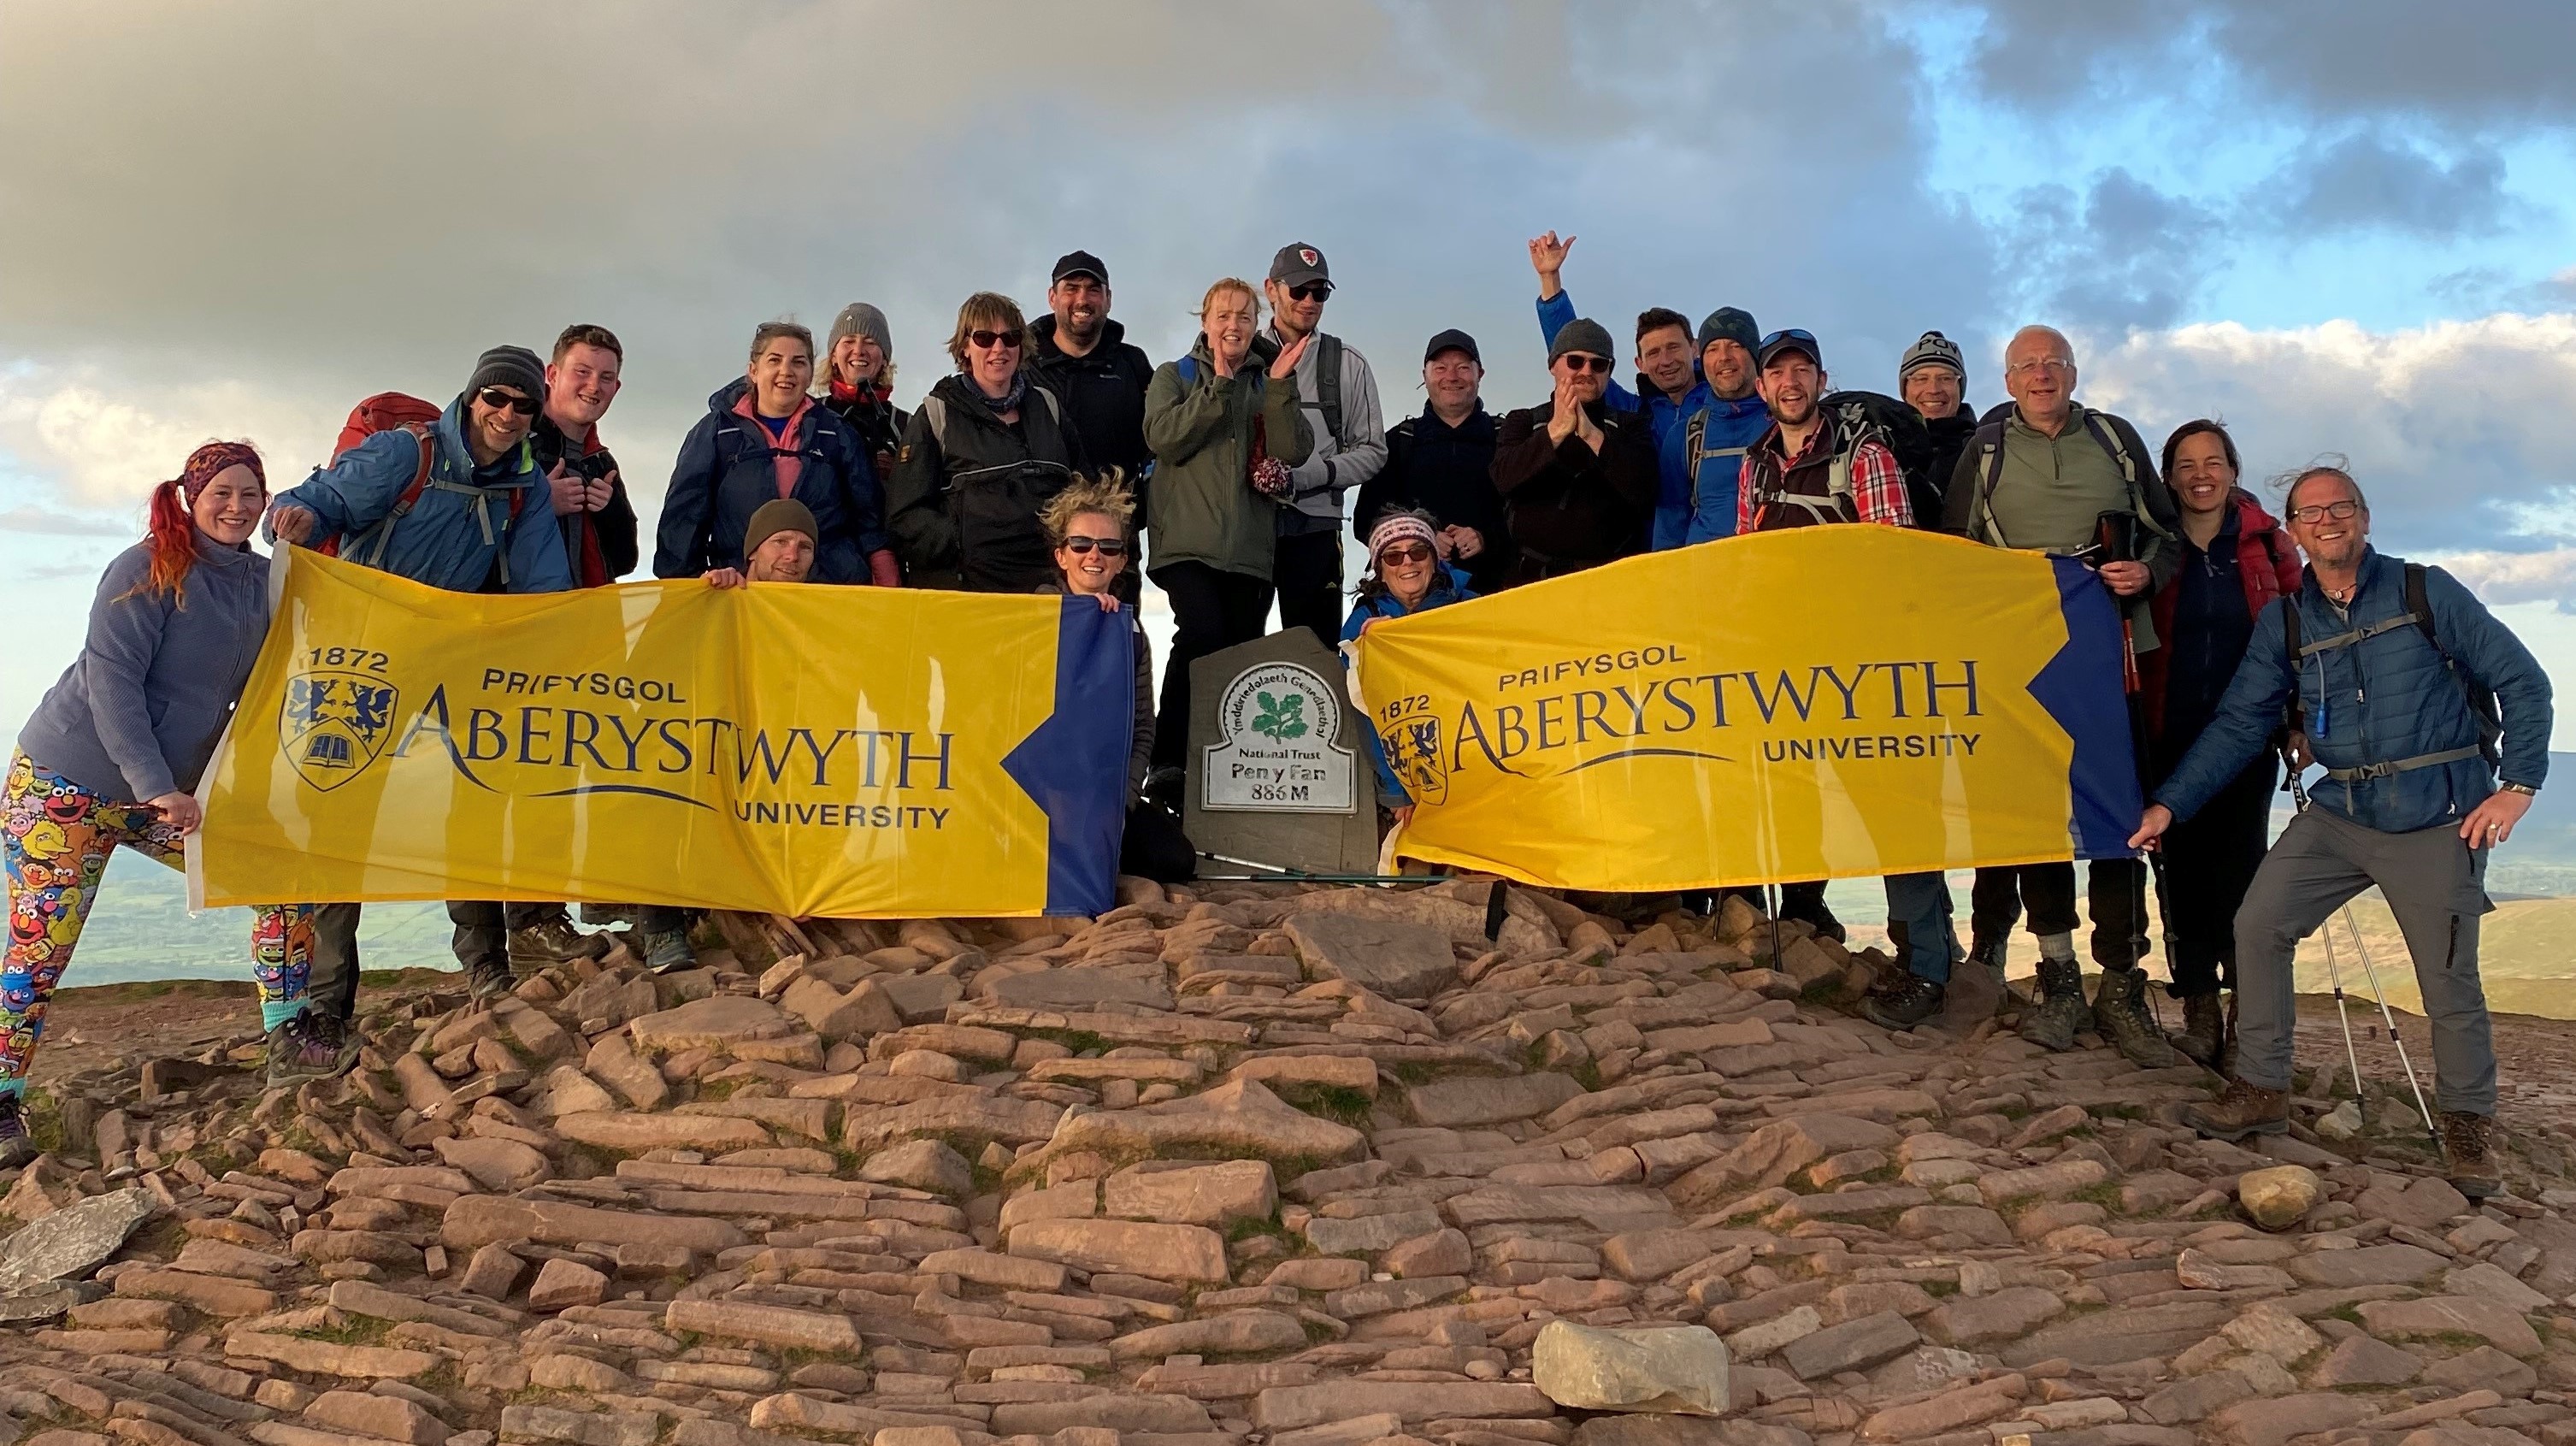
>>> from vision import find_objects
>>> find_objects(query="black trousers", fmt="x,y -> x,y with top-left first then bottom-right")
2155,755 -> 2278,995
1972,859 -> 2148,968
306,903 -> 363,1024
447,901 -> 561,971
1273,530 -> 1344,651
1150,562 -> 1276,770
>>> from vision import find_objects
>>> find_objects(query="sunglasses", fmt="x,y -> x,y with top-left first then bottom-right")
1561,355 -> 1612,375
1062,536 -> 1128,556
1288,283 -> 1333,303
969,328 -> 1025,350
476,387 -> 539,416
1376,543 -> 1435,565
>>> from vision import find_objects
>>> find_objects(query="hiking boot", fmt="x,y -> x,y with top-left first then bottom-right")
1857,971 -> 1945,1031
2019,956 -> 2088,1052
2183,1078 -> 2290,1142
2171,991 -> 2228,1068
467,959 -> 516,1002
2442,1111 -> 2503,1199
578,903 -> 639,928
508,916 -> 608,968
2092,965 -> 2185,1068
639,929 -> 699,975
266,1012 -> 361,1089
0,1095 -> 36,1169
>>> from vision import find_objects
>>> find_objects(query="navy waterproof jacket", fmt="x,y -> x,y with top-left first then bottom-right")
653,379 -> 887,583
2155,548 -> 2551,835
270,395 -> 574,595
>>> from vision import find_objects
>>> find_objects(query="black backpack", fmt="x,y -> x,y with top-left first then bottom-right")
1815,392 -> 1940,528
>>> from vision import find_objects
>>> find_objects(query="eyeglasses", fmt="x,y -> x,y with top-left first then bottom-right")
1376,543 -> 1435,565
2290,500 -> 2361,524
1062,536 -> 1127,556
1288,283 -> 1332,303
969,328 -> 1025,350
2006,357 -> 2074,377
1561,355 -> 1612,375
476,387 -> 539,416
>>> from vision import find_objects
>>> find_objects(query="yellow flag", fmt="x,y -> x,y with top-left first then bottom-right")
191,548 -> 1133,917
1349,528 -> 2141,891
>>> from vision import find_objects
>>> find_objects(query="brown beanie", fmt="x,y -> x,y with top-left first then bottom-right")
743,499 -> 817,559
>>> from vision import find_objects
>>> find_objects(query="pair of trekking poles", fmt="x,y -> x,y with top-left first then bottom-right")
2093,512 -> 2439,1151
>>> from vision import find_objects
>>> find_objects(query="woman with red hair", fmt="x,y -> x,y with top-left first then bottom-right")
7,443 -> 332,1161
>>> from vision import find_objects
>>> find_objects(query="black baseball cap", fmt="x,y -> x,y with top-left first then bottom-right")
1756,328 -> 1822,369
1269,243 -> 1330,289
1051,251 -> 1108,285
1424,328 -> 1480,365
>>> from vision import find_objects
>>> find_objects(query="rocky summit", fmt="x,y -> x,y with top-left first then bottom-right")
5,882 -> 2576,1446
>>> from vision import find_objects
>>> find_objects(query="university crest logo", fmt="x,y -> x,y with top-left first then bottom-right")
1383,714 -> 1448,806
280,669 -> 400,791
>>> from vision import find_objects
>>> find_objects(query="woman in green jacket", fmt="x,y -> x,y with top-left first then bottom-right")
1141,277 -> 1313,781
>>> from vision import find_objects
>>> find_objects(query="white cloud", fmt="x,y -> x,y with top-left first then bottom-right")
2426,547 -> 2576,611
0,366 -> 339,508
2078,311 -> 2576,558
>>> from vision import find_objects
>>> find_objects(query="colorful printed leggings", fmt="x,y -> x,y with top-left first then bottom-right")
3,753 -> 315,1091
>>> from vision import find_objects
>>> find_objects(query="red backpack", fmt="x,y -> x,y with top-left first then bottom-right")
320,392 -> 526,567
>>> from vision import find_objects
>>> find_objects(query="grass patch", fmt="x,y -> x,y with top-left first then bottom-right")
1021,1028 -> 1111,1057
1923,1278 -> 1959,1297
2072,1181 -> 2127,1212
293,1314 -> 394,1347
1391,1062 -> 1439,1086
1227,1214 -> 1291,1244
1302,1318 -> 1338,1345
19,1089 -> 64,1157
1274,1083 -> 1374,1128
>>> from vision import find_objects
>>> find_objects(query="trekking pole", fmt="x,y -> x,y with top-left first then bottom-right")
2337,900 -> 2443,1153
2317,901 -> 2369,1126
2285,750 -> 2440,1151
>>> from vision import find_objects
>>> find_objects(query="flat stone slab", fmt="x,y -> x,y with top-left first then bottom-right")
1407,1072 -> 1584,1127
1034,1078 -> 1365,1166
2001,1299 -> 2233,1367
1285,910 -> 1459,999
0,1186 -> 154,1291
629,995 -> 793,1052
1253,1381 -> 1554,1431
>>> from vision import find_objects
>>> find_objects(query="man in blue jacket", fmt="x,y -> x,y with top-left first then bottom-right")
1526,230 -> 1769,548
2131,465 -> 2549,1197
270,346 -> 584,1001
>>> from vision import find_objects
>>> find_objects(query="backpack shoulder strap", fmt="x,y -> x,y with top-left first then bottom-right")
2282,594 -> 2307,738
918,394 -> 952,455
2082,410 -> 2137,485
1176,356 -> 1199,386
2405,562 -> 2438,650
1971,418 -> 2010,544
350,424 -> 440,567
1315,333 -> 1345,442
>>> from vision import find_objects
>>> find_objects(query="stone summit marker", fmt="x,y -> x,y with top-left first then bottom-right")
1186,630 -> 1376,875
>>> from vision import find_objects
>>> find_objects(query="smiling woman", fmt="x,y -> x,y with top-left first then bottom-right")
7,441 -> 342,1153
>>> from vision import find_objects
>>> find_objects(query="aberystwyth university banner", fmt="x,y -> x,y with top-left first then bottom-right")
1348,527 -> 2140,892
188,549 -> 1131,918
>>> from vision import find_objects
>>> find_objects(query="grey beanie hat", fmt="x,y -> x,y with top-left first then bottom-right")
466,345 -> 545,403
1899,330 -> 1966,386
828,303 -> 893,357
1548,317 -> 1617,366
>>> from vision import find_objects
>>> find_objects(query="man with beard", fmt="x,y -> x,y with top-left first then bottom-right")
1027,251 -> 1156,487
2134,465 -> 2549,1199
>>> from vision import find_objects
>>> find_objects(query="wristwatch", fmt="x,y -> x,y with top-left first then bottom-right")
2501,782 -> 2538,796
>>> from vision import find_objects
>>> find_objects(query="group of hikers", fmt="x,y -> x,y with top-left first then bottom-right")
3,233 -> 2553,1201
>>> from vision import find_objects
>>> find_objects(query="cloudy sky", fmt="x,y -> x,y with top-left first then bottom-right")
8,1 -> 2576,747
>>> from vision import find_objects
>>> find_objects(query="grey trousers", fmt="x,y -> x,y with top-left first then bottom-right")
2234,807 -> 2496,1114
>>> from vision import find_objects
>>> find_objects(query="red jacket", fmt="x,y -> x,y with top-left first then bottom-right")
2140,488 -> 2302,743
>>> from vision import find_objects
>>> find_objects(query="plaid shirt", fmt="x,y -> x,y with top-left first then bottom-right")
1737,421 -> 1913,533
